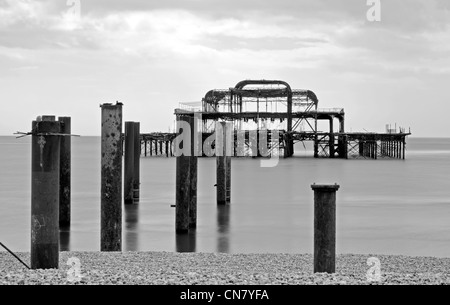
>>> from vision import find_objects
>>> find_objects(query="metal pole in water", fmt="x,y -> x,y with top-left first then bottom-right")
100,103 -> 123,252
312,183 -> 340,274
31,116 -> 61,269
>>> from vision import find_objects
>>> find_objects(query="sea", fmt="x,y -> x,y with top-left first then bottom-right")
0,136 -> 449,257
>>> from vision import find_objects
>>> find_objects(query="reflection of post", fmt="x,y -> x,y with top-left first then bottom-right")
124,204 -> 139,252
312,184 -> 339,274
59,117 -> 71,227
59,227 -> 71,252
100,103 -> 123,252
31,116 -> 61,269
176,231 -> 196,253
217,205 -> 230,253
124,122 -> 135,205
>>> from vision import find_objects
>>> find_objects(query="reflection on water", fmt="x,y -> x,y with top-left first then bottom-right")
59,226 -> 71,251
176,231 -> 196,252
4,137 -> 450,257
217,205 -> 230,253
124,204 -> 139,252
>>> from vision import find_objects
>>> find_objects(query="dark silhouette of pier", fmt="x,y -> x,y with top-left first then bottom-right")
140,79 -> 410,160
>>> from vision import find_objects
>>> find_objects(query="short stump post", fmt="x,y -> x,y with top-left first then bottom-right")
311,183 -> 340,274
31,116 -> 61,269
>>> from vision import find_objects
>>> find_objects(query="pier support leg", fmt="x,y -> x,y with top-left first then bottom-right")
58,117 -> 71,228
312,184 -> 339,274
176,115 -> 196,233
216,122 -> 231,205
189,116 -> 198,228
100,103 -> 123,252
31,116 -> 61,269
133,122 -> 140,203
124,122 -> 135,205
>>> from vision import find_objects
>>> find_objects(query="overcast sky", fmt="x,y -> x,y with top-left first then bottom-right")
0,0 -> 449,136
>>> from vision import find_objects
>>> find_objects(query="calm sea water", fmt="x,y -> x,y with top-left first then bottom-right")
0,136 -> 449,257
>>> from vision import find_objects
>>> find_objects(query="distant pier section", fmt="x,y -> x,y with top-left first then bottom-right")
140,80 -> 410,159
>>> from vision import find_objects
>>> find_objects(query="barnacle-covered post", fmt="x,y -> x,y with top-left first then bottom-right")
100,103 -> 123,252
31,115 -> 61,269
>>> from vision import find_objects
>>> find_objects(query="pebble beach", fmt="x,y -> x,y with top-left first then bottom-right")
1,252 -> 449,285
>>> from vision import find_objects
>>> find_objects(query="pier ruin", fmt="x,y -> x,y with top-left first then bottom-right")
141,79 -> 410,159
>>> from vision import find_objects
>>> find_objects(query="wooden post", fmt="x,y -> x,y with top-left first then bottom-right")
31,116 -> 61,269
176,115 -> 192,233
100,103 -> 123,252
311,184 -> 339,274
58,117 -> 71,227
124,122 -> 135,205
150,140 -> 153,156
133,122 -> 140,203
189,115 -> 198,228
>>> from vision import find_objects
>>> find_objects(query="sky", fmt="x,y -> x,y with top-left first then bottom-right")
0,0 -> 449,137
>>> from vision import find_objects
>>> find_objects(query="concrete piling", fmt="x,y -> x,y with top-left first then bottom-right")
31,116 -> 61,269
312,184 -> 340,274
58,117 -> 71,227
100,103 -> 123,252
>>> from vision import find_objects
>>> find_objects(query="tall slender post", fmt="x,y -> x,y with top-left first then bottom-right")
58,117 -> 71,227
176,115 -> 192,233
312,184 -> 340,274
189,115 -> 198,228
100,103 -> 123,252
124,122 -> 135,204
216,122 -> 228,205
31,116 -> 61,269
133,122 -> 140,203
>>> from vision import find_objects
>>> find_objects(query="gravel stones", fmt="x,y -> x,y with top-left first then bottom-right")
1,252 -> 449,285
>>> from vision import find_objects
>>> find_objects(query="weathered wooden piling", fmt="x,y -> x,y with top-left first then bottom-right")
31,116 -> 61,269
100,103 -> 123,252
216,122 -> 231,205
133,122 -> 140,202
124,122 -> 135,204
189,115 -> 198,228
58,117 -> 71,227
311,184 -> 340,274
176,115 -> 196,233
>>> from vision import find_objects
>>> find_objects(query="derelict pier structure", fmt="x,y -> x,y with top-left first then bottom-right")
172,79 -> 410,159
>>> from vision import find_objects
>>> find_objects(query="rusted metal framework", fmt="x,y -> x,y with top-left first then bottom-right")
168,79 -> 410,159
